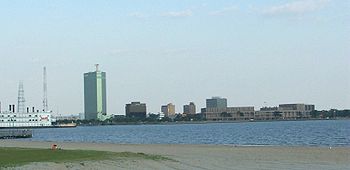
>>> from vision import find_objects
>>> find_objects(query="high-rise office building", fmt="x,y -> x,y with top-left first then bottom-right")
161,105 -> 168,115
206,97 -> 227,109
183,102 -> 196,114
126,102 -> 147,119
161,103 -> 175,117
84,64 -> 107,120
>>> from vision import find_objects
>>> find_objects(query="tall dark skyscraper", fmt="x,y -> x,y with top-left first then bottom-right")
84,64 -> 107,120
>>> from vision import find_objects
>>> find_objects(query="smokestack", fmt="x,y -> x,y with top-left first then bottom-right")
27,107 -> 29,113
12,105 -> 15,113
9,105 -> 11,112
32,107 -> 35,113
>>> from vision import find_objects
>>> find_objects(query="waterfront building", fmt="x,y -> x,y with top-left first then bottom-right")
206,97 -> 227,109
161,103 -> 175,117
227,106 -> 255,120
125,102 -> 147,119
206,106 -> 255,121
205,97 -> 227,120
84,64 -> 107,120
183,102 -> 196,114
278,104 -> 315,119
254,107 -> 278,120
255,104 -> 315,120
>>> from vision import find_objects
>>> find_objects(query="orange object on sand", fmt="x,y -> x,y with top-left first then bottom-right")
51,144 -> 58,150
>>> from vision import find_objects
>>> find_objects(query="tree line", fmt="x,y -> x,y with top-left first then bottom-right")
55,109 -> 350,125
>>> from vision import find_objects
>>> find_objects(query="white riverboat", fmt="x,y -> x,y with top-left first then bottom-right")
0,111 -> 53,128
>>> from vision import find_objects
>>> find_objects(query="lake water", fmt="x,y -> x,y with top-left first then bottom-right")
21,120 -> 350,146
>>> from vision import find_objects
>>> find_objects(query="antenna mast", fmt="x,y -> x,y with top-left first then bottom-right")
95,64 -> 99,72
17,81 -> 25,113
43,67 -> 48,112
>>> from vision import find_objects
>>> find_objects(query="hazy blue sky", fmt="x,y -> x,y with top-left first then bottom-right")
0,0 -> 349,115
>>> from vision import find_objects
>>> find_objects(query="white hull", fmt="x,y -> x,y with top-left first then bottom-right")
0,112 -> 52,128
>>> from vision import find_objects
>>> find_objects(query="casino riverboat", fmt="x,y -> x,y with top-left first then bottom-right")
0,105 -> 53,128
0,67 -> 76,129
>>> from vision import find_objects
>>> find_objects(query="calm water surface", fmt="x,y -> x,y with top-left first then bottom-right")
22,120 -> 350,146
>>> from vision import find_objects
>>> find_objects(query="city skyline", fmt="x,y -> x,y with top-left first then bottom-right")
0,0 -> 349,114
0,70 -> 336,116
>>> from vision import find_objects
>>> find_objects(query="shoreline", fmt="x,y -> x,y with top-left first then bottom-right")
1,140 -> 349,170
76,118 -> 349,127
1,119 -> 348,129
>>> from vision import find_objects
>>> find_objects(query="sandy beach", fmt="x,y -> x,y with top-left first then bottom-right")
1,140 -> 349,170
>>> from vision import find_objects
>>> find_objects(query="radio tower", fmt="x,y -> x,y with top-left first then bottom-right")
43,67 -> 48,112
17,81 -> 25,113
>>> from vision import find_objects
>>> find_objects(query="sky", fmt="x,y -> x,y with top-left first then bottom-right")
0,0 -> 349,115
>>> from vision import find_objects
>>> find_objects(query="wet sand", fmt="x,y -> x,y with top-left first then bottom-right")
1,140 -> 349,170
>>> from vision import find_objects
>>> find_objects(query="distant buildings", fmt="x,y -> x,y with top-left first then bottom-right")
225,106 -> 255,120
55,114 -> 80,121
183,102 -> 196,114
206,97 -> 227,109
205,99 -> 255,121
255,104 -> 315,120
254,107 -> 278,120
79,64 -> 317,122
204,98 -> 316,121
161,103 -> 175,117
84,64 -> 107,120
205,97 -> 228,120
125,102 -> 147,119
79,113 -> 85,120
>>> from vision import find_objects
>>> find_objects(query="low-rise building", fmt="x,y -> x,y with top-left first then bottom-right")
204,96 -> 255,121
255,104 -> 315,120
227,106 -> 255,120
206,106 -> 254,121
278,104 -> 315,119
255,107 -> 278,120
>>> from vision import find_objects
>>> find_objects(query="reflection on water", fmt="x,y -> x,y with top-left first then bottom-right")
22,120 -> 350,146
